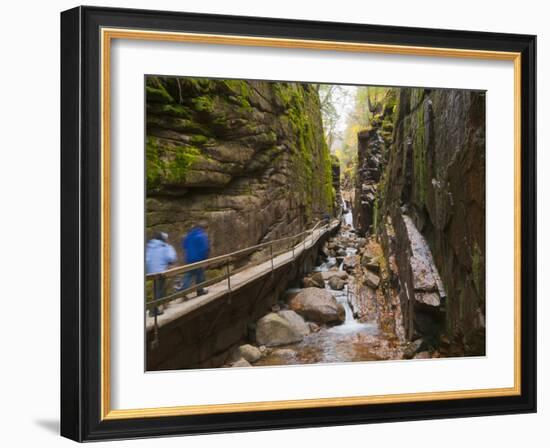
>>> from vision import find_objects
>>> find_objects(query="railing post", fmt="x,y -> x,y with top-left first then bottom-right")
226,260 -> 231,292
151,278 -> 160,350
145,221 -> 328,311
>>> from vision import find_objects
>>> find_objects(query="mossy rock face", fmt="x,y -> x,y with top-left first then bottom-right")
358,86 -> 486,356
146,136 -> 202,191
145,75 -> 336,267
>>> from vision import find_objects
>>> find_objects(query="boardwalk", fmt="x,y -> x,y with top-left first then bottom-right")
146,219 -> 340,332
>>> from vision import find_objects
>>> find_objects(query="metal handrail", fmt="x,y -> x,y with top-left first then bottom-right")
145,219 -> 336,311
146,220 -> 325,280
146,218 -> 339,348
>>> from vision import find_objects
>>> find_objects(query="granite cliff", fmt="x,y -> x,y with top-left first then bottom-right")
354,88 -> 485,356
146,77 -> 336,259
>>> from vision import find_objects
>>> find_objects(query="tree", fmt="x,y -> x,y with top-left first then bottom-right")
318,84 -> 351,151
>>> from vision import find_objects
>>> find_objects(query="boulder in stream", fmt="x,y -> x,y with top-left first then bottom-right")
270,348 -> 296,360
328,276 -> 346,291
343,255 -> 359,272
229,344 -> 262,363
361,255 -> 381,273
288,288 -> 345,324
278,310 -> 311,336
414,351 -> 431,359
364,270 -> 381,289
231,358 -> 252,368
321,271 -> 348,281
311,272 -> 325,288
302,272 -> 325,289
255,312 -> 304,347
356,237 -> 367,247
309,322 -> 320,333
403,338 -> 424,359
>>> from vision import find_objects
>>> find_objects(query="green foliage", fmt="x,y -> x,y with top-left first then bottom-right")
318,84 -> 351,151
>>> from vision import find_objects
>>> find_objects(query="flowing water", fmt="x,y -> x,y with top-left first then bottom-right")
254,226 -> 392,367
343,198 -> 354,228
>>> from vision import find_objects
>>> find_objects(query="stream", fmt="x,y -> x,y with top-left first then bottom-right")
254,205 -> 402,367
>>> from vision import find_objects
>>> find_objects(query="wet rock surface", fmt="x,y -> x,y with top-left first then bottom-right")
353,88 -> 485,356
363,270 -> 380,289
288,288 -> 345,324
146,77 -> 337,265
321,271 -> 348,281
251,227 -> 418,367
328,276 -> 346,291
277,310 -> 311,336
302,272 -> 325,289
229,344 -> 262,364
255,312 -> 304,347
231,358 -> 252,368
146,84 -> 484,371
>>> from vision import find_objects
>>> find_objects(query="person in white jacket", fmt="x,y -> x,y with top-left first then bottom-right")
145,232 -> 176,317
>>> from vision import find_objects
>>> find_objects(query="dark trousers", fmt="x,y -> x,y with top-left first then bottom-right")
182,268 -> 206,294
150,278 -> 165,317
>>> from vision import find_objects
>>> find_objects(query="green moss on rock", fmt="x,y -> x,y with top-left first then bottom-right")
413,103 -> 427,205
146,136 -> 201,191
146,76 -> 336,222
471,242 -> 483,295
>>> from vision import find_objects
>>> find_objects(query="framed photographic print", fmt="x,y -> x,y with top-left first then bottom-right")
60,6 -> 537,441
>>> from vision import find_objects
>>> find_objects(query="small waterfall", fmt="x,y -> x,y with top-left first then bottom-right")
330,284 -> 376,334
328,246 -> 377,334
344,209 -> 353,227
340,287 -> 355,323
345,247 -> 357,257
341,198 -> 354,228
314,256 -> 337,272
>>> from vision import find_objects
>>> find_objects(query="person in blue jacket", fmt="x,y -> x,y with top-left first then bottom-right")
180,226 -> 210,297
145,232 -> 177,317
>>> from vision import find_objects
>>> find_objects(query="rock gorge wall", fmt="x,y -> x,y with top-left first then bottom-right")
354,88 -> 486,356
146,77 -> 336,260
353,90 -> 396,232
